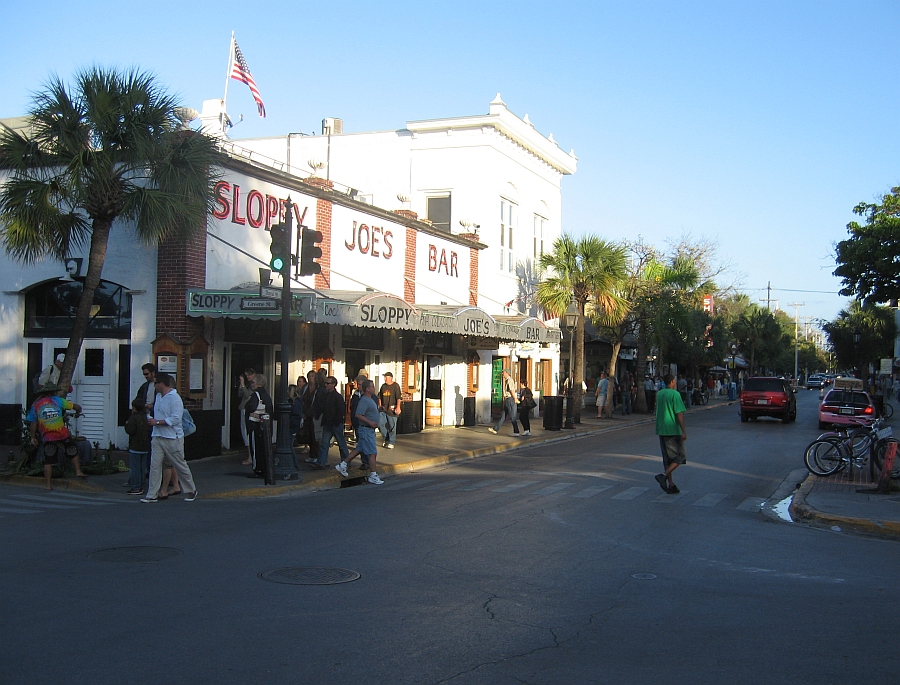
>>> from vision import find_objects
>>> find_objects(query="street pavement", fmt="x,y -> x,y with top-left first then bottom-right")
2,390 -> 899,538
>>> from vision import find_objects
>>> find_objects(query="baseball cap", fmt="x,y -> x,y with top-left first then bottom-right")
384,372 -> 393,378
55,353 -> 66,363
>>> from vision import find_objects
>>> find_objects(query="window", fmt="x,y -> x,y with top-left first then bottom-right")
533,214 -> 546,259
426,195 -> 451,233
25,279 -> 132,339
500,198 -> 517,272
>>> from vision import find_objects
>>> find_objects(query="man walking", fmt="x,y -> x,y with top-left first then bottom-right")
378,371 -> 401,449
620,371 -> 633,415
596,371 -> 609,418
141,373 -> 198,502
335,380 -> 384,485
655,373 -> 687,494
314,376 -> 350,468
489,369 -> 519,436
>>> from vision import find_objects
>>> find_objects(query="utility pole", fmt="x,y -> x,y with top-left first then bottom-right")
788,302 -> 804,381
759,281 -> 774,311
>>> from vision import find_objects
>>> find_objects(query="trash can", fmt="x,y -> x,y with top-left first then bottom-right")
543,395 -> 564,431
728,382 -> 736,401
463,397 -> 476,426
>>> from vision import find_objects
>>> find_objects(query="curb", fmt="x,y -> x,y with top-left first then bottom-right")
0,472 -> 104,492
790,473 -> 900,539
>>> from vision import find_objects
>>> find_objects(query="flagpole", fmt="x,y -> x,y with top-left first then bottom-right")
223,32 -> 234,109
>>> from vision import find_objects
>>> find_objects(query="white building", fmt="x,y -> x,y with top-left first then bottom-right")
0,96 -> 576,454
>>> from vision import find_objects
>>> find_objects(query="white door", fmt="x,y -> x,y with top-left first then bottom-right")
44,339 -> 118,447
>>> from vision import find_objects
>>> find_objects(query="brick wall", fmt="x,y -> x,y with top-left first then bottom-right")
315,197 -> 331,289
469,246 -> 478,306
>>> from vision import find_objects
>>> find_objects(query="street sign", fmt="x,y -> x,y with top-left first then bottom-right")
241,298 -> 279,311
260,286 -> 282,299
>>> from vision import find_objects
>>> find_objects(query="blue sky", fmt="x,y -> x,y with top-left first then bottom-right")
3,0 -> 898,327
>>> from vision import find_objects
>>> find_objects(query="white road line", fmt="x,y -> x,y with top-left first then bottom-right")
492,481 -> 540,493
612,487 -> 650,500
457,479 -> 505,491
534,483 -> 577,496
0,498 -> 78,510
12,494 -> 119,506
654,491 -> 689,503
693,493 -> 729,507
0,506 -> 42,514
571,485 -> 615,498
737,497 -> 767,511
419,480 -> 465,491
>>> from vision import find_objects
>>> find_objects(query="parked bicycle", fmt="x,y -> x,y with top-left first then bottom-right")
691,388 -> 709,406
804,417 -> 899,478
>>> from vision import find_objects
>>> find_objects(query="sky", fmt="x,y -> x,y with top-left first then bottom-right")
2,0 -> 898,330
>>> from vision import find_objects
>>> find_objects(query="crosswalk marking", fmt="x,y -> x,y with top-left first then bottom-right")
0,506 -> 42,514
534,483 -> 577,496
654,490 -> 689,503
419,480 -> 464,491
492,481 -> 540,493
571,485 -> 614,498
457,479 -> 505,491
13,494 -> 119,506
737,497 -> 766,511
0,498 -> 79,510
612,487 -> 650,500
693,493 -> 729,507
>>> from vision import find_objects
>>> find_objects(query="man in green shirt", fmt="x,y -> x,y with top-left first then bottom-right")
655,373 -> 687,494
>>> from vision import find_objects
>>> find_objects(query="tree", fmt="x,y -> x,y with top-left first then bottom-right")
0,68 -> 223,389
823,301 -> 896,377
731,306 -> 783,375
537,235 -> 627,423
833,186 -> 900,305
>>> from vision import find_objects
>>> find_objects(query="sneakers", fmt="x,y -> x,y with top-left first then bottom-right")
304,457 -> 317,463
184,491 -> 198,502
523,430 -> 531,436
127,488 -> 144,496
139,496 -> 158,503
335,462 -> 349,477
385,443 -> 395,449
367,473 -> 384,485
668,484 -> 680,494
654,474 -> 669,493
488,428 -> 498,434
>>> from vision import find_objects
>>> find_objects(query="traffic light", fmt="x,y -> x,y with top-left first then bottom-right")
299,227 -> 323,276
269,222 -> 289,273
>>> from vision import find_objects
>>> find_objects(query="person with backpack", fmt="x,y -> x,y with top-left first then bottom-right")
27,384 -> 85,490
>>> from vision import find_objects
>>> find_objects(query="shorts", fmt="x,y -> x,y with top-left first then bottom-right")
659,435 -> 687,468
39,441 -> 63,465
356,426 -> 378,457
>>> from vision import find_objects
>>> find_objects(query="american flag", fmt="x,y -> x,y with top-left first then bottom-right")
230,39 -> 266,118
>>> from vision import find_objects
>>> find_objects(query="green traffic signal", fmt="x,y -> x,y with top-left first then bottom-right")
269,222 -> 289,273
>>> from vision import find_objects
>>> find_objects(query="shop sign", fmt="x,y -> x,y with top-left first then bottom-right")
344,221 -> 395,259
186,289 -> 308,319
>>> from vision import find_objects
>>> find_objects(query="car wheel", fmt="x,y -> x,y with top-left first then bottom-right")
740,413 -> 748,423
782,411 -> 791,423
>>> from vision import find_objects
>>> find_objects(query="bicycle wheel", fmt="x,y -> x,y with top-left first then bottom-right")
804,439 -> 845,476
848,427 -> 874,459
883,402 -> 894,419
873,438 -> 900,479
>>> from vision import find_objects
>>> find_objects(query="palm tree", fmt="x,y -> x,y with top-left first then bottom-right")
0,68 -> 223,389
731,306 -> 782,375
537,235 -> 627,422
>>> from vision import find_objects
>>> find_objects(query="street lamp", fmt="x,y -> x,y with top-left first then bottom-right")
564,298 -> 578,429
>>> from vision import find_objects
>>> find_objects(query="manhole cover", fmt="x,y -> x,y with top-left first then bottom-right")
631,573 -> 657,580
89,546 -> 182,563
258,567 -> 361,585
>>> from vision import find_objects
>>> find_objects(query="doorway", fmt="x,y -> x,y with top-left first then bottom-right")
344,349 -> 368,384
229,344 -> 267,450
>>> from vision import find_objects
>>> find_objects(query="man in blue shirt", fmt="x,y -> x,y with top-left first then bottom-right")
335,380 -> 384,485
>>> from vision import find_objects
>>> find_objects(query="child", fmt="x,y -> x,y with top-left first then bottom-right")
124,398 -> 151,495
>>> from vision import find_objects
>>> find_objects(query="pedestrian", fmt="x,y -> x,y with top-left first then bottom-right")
335,379 -> 384,485
302,371 -> 326,466
596,372 -> 609,418
377,371 -> 402,449
245,373 -> 274,478
489,369 -> 520,435
620,371 -> 633,415
141,373 -> 198,502
124,398 -> 151,495
313,376 -> 350,468
349,374 -> 371,470
26,384 -> 85,490
517,380 -> 534,435
290,376 -> 306,448
37,353 -> 65,390
644,375 -> 656,413
131,362 -> 160,487
654,373 -> 687,495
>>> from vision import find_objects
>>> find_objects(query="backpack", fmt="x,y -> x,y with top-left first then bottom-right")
182,409 -> 197,436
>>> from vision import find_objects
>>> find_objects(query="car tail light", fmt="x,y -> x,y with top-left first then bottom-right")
863,406 -> 873,415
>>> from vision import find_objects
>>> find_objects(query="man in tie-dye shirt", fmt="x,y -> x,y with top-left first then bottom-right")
27,386 -> 84,490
